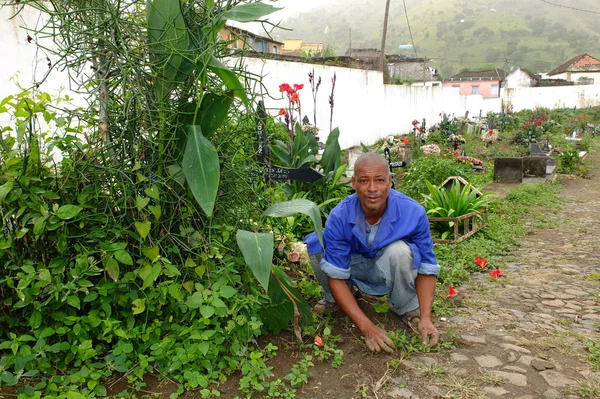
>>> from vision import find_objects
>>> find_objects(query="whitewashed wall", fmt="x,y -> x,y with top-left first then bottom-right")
504,85 -> 600,111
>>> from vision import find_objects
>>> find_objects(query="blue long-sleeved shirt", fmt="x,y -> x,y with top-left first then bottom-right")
305,189 -> 440,280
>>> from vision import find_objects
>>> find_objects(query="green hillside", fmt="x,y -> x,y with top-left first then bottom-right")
274,0 -> 600,78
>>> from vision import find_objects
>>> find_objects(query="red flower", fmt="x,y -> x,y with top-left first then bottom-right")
447,285 -> 458,298
439,112 -> 442,116
489,269 -> 505,278
402,137 -> 409,145
290,92 -> 299,102
411,119 -> 420,126
314,335 -> 324,347
278,108 -> 286,116
293,83 -> 304,90
536,119 -> 542,125
488,129 -> 493,135
279,83 -> 291,93
453,149 -> 459,157
475,256 -> 487,269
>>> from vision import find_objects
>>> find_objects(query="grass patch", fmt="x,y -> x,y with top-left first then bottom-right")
415,362 -> 448,378
439,375 -> 486,399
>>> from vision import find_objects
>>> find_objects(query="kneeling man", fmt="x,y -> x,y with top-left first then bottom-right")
305,152 -> 440,353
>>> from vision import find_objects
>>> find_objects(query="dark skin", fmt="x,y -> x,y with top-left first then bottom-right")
328,153 -> 439,353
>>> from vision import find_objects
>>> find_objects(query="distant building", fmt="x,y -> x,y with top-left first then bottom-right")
547,53 -> 600,85
503,68 -> 539,88
344,48 -> 439,83
282,39 -> 324,57
220,25 -> 283,54
443,69 -> 506,98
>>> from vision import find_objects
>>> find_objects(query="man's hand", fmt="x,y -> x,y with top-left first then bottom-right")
418,318 -> 439,347
364,325 -> 396,353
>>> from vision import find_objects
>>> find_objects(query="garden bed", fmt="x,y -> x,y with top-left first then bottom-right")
428,208 -> 488,244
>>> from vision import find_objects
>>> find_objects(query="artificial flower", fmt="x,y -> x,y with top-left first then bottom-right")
314,335 -> 324,347
489,269 -> 505,278
287,251 -> 300,262
447,285 -> 458,298
475,256 -> 487,269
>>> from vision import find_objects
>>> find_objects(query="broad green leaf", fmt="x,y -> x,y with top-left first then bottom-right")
67,392 -> 86,399
67,295 -> 80,310
198,342 -> 209,356
135,220 -> 152,239
198,92 -> 234,138
168,284 -> 183,301
144,185 -> 160,200
105,257 -> 120,282
114,250 -> 133,265
33,217 -> 46,237
182,125 -> 220,216
236,230 -> 273,291
207,57 -> 248,106
148,204 -> 161,220
265,199 -> 324,247
136,196 -> 150,210
222,3 -> 281,22
132,299 -> 146,315
30,310 -> 42,329
185,294 -> 203,309
56,205 -> 82,220
143,246 -> 160,260
138,263 -> 161,289
200,305 -> 215,318
320,127 -> 341,175
219,285 -> 236,299
0,180 -> 13,202
147,0 -> 190,100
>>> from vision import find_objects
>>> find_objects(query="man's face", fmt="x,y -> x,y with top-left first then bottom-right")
351,162 -> 392,218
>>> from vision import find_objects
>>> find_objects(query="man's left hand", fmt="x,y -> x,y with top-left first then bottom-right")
418,318 -> 439,347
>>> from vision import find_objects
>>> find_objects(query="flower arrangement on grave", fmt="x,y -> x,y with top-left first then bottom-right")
438,112 -> 458,137
457,155 -> 483,166
421,144 -> 441,156
301,123 -> 319,136
481,129 -> 497,142
448,133 -> 466,150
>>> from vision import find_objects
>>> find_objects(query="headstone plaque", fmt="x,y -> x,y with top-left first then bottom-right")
493,158 -> 523,182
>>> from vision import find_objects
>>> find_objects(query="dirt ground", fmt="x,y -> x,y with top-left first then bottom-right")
213,151 -> 600,399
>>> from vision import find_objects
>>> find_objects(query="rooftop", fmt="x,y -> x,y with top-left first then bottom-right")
548,53 -> 600,76
446,68 -> 507,82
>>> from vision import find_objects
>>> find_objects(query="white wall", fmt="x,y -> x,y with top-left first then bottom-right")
504,85 -> 600,111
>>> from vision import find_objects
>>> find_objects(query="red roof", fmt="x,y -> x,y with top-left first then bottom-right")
548,53 -> 600,76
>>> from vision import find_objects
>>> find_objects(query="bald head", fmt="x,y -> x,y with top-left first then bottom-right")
354,152 -> 390,176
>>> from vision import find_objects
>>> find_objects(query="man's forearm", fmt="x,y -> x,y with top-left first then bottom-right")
328,278 -> 374,333
415,274 -> 436,320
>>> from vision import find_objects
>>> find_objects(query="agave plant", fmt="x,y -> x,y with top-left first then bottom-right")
422,179 -> 490,240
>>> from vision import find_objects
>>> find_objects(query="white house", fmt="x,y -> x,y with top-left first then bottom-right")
547,53 -> 600,85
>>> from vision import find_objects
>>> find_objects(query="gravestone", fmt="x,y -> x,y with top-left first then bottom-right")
523,157 -> 547,178
494,158 -> 523,182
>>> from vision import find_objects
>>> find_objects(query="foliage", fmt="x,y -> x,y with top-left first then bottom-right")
422,180 -> 491,240
557,147 -> 582,174
0,0 -> 291,397
400,156 -> 474,200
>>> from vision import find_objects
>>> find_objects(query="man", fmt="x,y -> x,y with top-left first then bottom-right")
304,152 -> 440,353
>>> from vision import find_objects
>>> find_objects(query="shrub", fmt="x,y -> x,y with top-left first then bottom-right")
399,156 -> 474,200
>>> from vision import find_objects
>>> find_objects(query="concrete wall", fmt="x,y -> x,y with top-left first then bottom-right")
504,69 -> 537,88
503,85 -> 600,111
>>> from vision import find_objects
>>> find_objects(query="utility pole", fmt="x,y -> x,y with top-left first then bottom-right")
380,0 -> 391,74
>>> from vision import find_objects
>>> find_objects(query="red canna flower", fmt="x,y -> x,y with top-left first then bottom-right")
447,285 -> 458,298
439,112 -> 443,116
536,119 -> 542,125
402,137 -> 409,145
475,256 -> 487,269
290,92 -> 299,102
314,335 -> 324,347
489,269 -> 505,278
278,108 -> 286,116
279,83 -> 291,93
293,83 -> 304,90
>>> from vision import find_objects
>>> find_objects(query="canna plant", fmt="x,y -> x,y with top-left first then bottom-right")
422,179 -> 491,240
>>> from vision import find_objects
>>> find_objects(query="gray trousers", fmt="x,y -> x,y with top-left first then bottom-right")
309,240 -> 419,316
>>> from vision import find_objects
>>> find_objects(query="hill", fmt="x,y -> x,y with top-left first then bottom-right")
272,0 -> 600,78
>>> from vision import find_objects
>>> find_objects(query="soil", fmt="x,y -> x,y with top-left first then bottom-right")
212,151 -> 600,399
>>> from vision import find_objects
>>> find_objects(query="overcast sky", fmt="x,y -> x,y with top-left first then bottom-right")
269,0 -> 335,20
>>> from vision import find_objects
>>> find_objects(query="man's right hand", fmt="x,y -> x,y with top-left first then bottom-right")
364,325 -> 396,353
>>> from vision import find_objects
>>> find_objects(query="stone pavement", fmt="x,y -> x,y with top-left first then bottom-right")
386,160 -> 600,398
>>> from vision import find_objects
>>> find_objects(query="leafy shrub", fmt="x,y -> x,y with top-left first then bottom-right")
422,180 -> 491,240
400,156 -> 474,200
